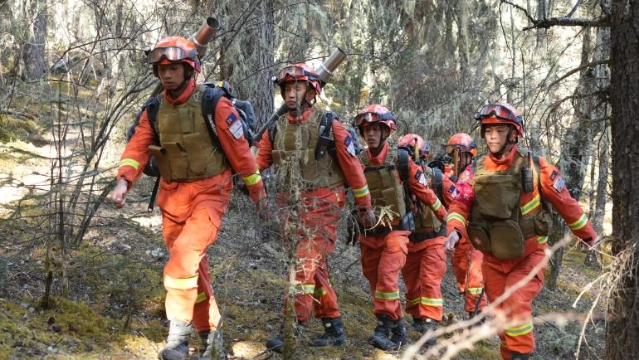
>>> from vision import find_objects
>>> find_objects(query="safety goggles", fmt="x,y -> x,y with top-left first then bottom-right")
474,104 -> 522,124
146,46 -> 196,64
355,111 -> 395,126
277,65 -> 319,81
445,144 -> 473,155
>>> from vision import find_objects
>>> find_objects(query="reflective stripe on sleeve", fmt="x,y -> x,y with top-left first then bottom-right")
241,171 -> 262,186
447,212 -> 467,226
119,158 -> 140,171
568,213 -> 588,231
352,185 -> 369,198
431,198 -> 442,211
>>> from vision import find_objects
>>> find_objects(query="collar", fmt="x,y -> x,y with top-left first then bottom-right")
163,79 -> 196,105
486,144 -> 518,170
286,107 -> 316,124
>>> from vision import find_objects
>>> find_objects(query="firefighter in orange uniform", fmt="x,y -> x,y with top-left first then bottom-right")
444,102 -> 597,360
397,134 -> 454,345
110,36 -> 266,360
355,106 -> 447,351
256,63 -> 375,351
445,133 -> 487,320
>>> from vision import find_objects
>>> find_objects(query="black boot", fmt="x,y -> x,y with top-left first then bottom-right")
158,320 -> 192,360
390,318 -> 407,348
310,317 -> 346,347
411,317 -> 438,346
368,314 -> 397,351
265,321 -> 303,353
511,352 -> 531,360
192,329 -> 226,360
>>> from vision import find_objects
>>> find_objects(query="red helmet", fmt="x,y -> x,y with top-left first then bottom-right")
398,134 -> 429,158
354,104 -> 397,133
274,63 -> 322,95
474,101 -> 525,137
446,133 -> 477,157
147,36 -> 201,75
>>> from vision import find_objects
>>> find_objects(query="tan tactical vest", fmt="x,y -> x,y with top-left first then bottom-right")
359,149 -> 406,222
467,149 -> 550,259
412,166 -> 443,238
148,85 -> 229,183
271,110 -> 345,190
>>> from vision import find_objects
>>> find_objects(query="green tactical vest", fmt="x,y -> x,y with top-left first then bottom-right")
359,149 -> 406,222
148,85 -> 229,183
270,110 -> 345,190
467,148 -> 551,259
412,166 -> 443,236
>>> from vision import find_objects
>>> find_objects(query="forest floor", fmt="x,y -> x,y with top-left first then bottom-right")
0,169 -> 608,360
0,87 -> 608,359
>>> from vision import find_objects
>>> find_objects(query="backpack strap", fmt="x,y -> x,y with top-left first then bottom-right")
202,86 -> 225,151
431,167 -> 444,202
315,111 -> 335,160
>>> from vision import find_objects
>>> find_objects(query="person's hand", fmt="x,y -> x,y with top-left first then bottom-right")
582,236 -> 599,250
110,179 -> 129,209
256,200 -> 277,223
444,231 -> 460,255
359,209 -> 377,229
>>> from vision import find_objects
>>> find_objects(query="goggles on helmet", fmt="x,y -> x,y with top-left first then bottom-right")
474,103 -> 522,124
355,111 -> 395,126
146,46 -> 197,64
445,144 -> 473,155
277,65 -> 320,82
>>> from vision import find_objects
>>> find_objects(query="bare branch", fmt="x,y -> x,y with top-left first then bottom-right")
547,59 -> 610,89
501,0 -> 611,30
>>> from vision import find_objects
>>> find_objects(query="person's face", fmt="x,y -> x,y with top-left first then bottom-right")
283,82 -> 313,109
483,124 -> 515,153
157,63 -> 185,91
363,123 -> 384,149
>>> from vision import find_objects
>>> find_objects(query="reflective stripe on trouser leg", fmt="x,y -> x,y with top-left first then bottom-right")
361,232 -> 408,320
192,254 -> 222,332
163,205 -> 220,324
482,247 -> 545,357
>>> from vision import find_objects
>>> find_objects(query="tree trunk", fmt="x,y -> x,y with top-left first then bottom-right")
606,1 -> 639,358
22,0 -> 47,80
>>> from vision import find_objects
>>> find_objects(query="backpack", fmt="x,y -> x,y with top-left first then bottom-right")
126,82 -> 257,177
398,146 -> 445,203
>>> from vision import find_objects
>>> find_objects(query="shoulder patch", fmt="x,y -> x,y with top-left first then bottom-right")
415,170 -> 427,186
226,112 -> 243,139
345,136 -> 356,157
552,175 -> 566,192
458,169 -> 470,183
550,170 -> 557,180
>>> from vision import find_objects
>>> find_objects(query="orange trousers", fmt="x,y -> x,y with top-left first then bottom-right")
483,247 -> 545,359
451,237 -> 486,314
360,230 -> 409,320
402,237 -> 447,321
162,202 -> 225,332
279,187 -> 344,322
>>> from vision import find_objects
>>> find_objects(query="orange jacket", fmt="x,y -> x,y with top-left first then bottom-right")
117,80 -> 266,219
256,107 -> 372,210
447,145 -> 597,262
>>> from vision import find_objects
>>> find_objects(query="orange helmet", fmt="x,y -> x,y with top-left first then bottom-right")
274,63 -> 322,96
147,36 -> 201,75
398,134 -> 429,158
446,133 -> 477,157
354,104 -> 397,133
474,101 -> 525,137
